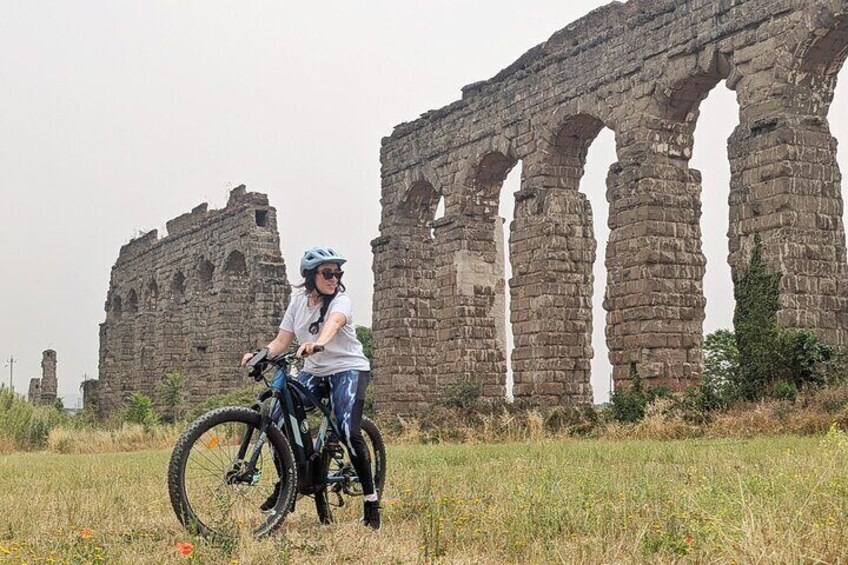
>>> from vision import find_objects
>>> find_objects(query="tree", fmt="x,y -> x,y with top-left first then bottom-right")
730,235 -> 834,400
703,329 -> 739,382
356,326 -> 375,414
356,326 -> 373,365
732,234 -> 781,400
696,329 -> 739,410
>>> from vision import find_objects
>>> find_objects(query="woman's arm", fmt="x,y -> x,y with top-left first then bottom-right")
240,329 -> 295,366
296,312 -> 346,357
267,329 -> 295,357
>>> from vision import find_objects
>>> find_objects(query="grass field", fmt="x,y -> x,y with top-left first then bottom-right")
1,431 -> 847,564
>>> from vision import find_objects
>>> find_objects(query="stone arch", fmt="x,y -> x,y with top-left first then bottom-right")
461,150 -> 519,217
661,52 -> 735,124
398,180 -> 440,228
545,113 -> 608,188
126,288 -> 139,314
468,151 -> 517,193
171,271 -> 186,296
551,113 -> 605,160
796,14 -> 848,94
223,250 -> 247,276
197,257 -> 215,290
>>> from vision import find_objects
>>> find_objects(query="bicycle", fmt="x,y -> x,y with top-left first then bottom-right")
167,346 -> 386,541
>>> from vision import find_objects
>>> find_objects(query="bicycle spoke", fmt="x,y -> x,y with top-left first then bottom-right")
181,418 -> 276,538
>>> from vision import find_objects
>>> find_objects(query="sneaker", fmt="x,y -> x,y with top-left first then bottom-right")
260,481 -> 281,512
363,500 -> 381,530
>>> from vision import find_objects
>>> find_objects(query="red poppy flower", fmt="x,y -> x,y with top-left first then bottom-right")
176,542 -> 194,556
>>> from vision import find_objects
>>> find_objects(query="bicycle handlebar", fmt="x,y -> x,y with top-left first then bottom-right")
246,345 -> 325,381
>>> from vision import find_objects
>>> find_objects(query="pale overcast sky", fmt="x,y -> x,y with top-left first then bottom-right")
1,1 -> 847,407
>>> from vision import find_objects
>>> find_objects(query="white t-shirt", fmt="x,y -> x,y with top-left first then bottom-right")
279,291 -> 371,377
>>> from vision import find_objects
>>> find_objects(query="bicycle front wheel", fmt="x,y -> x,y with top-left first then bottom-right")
168,406 -> 297,541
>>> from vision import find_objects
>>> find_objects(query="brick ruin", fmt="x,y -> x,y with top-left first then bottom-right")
28,349 -> 57,406
90,185 -> 290,416
372,0 -> 848,414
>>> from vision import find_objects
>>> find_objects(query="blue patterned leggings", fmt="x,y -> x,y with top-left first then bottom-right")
297,370 -> 375,496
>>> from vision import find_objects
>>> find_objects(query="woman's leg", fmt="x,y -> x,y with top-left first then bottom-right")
295,371 -> 324,408
328,370 -> 375,497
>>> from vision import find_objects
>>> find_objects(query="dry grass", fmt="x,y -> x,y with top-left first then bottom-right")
0,435 -> 13,455
1,431 -> 848,563
46,423 -> 182,454
2,387 -> 848,562
381,385 -> 848,445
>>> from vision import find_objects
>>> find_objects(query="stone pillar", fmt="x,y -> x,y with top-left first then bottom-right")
28,378 -> 41,404
509,149 -> 595,406
433,212 -> 506,401
605,121 -> 706,389
371,177 -> 440,415
371,233 -> 437,415
40,349 -> 57,405
727,79 -> 848,348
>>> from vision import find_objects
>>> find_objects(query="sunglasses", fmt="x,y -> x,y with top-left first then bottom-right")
318,269 -> 344,281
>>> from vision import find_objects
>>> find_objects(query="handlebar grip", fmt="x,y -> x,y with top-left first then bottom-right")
299,344 -> 324,358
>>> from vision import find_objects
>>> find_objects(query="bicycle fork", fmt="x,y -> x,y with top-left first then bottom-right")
227,399 -> 276,486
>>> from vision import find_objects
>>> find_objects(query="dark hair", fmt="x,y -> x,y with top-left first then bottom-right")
296,268 -> 347,334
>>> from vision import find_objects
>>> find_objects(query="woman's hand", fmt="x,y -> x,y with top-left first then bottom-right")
239,352 -> 254,367
296,342 -> 322,358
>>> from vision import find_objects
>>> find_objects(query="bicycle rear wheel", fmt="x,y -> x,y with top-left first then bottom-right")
168,406 -> 297,540
314,416 -> 386,524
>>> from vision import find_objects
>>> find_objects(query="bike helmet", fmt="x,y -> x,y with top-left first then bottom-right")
300,246 -> 347,277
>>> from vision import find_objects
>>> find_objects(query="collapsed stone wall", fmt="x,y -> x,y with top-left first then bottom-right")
27,349 -> 57,405
373,0 -> 848,415
93,185 -> 290,417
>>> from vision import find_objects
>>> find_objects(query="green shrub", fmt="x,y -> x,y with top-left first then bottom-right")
0,387 -> 66,450
822,348 -> 848,386
437,378 -> 483,410
728,235 -> 837,401
608,364 -> 675,424
157,372 -> 187,423
543,405 -> 599,436
775,329 -> 833,389
771,379 -> 798,401
686,329 -> 742,419
120,393 -> 159,429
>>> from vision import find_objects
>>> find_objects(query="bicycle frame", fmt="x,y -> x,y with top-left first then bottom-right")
272,369 -> 343,457
237,354 -> 360,495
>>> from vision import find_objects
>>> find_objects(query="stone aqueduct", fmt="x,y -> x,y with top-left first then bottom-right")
371,0 -> 848,414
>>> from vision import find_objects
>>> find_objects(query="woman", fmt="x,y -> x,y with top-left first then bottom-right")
241,246 -> 380,529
